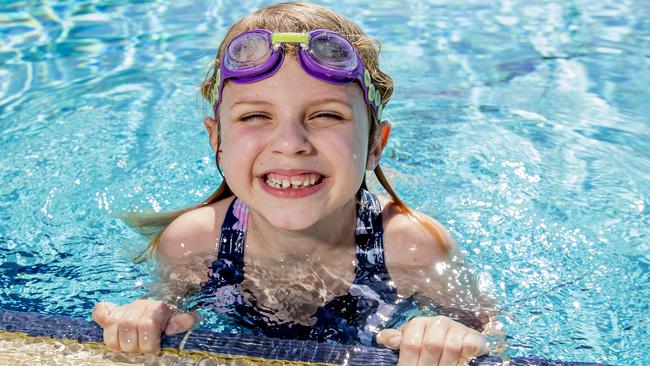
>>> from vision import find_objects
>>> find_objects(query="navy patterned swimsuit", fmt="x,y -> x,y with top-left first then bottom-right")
198,189 -> 402,345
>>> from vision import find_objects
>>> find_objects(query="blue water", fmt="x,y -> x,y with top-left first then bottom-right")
1,0 -> 648,364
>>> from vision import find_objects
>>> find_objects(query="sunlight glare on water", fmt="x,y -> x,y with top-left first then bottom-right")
0,0 -> 649,365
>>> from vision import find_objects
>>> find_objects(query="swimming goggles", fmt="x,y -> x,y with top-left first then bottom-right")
210,29 -> 383,122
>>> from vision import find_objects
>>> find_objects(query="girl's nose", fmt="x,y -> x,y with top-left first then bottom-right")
269,118 -> 314,156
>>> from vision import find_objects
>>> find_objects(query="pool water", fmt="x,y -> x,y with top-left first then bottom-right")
1,0 -> 648,365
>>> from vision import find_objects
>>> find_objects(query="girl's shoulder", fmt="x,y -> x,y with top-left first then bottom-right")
157,196 -> 236,263
380,199 -> 490,306
380,198 -> 458,267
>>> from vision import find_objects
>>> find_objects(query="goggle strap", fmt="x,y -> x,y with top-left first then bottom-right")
272,32 -> 309,49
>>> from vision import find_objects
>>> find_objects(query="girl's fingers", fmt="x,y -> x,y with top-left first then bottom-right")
137,301 -> 173,354
396,318 -> 426,366
416,316 -> 449,366
102,305 -> 127,352
437,324 -> 464,366
117,301 -> 148,353
375,328 -> 402,350
458,331 -> 488,365
389,316 -> 488,366
96,300 -> 190,354
164,311 -> 200,336
92,302 -> 117,328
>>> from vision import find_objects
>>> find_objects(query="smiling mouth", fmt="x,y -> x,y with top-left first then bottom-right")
263,173 -> 324,189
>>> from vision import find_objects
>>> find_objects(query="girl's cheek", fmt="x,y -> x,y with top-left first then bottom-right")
221,132 -> 264,171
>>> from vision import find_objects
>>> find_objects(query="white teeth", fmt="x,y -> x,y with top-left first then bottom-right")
266,178 -> 276,188
265,176 -> 281,188
264,174 -> 321,190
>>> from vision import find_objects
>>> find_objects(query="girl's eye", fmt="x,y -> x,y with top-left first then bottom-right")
239,113 -> 268,122
238,113 -> 344,122
312,113 -> 343,120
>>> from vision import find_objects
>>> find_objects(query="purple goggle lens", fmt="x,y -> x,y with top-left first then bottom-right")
211,29 -> 383,122
308,32 -> 358,71
224,32 -> 273,70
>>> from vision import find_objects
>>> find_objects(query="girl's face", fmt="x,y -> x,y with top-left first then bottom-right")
207,56 -> 383,232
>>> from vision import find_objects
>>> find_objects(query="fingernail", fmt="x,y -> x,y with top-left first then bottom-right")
388,335 -> 401,349
165,324 -> 178,335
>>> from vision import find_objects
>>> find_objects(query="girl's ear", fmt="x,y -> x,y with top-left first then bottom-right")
204,117 -> 219,151
366,120 -> 391,170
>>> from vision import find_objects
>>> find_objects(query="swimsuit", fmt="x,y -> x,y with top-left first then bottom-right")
198,189 -> 401,345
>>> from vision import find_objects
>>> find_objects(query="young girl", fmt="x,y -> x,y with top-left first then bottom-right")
93,3 -> 499,365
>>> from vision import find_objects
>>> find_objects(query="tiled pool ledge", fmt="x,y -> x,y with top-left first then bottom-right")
0,309 -> 611,366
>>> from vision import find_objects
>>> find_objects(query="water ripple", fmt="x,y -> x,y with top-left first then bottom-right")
0,0 -> 648,364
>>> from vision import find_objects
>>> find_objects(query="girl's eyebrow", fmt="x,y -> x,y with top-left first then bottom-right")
310,98 -> 353,109
232,99 -> 273,107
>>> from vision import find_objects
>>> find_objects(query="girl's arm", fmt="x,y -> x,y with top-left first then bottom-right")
92,201 -> 228,354
379,205 -> 500,365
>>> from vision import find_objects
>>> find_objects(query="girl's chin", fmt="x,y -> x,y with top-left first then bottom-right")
256,208 -> 321,231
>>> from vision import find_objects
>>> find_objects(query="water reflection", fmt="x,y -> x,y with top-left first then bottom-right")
1,0 -> 648,363
153,246 -> 504,349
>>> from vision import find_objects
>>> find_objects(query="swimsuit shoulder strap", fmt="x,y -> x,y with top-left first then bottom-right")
354,188 -> 386,266
350,188 -> 399,345
353,188 -> 393,286
199,197 -> 248,297
217,197 -> 249,264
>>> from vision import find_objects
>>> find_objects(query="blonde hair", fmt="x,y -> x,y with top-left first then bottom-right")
129,2 -> 439,263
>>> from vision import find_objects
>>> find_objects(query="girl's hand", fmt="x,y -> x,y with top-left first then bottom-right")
376,316 -> 487,366
92,300 -> 198,354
